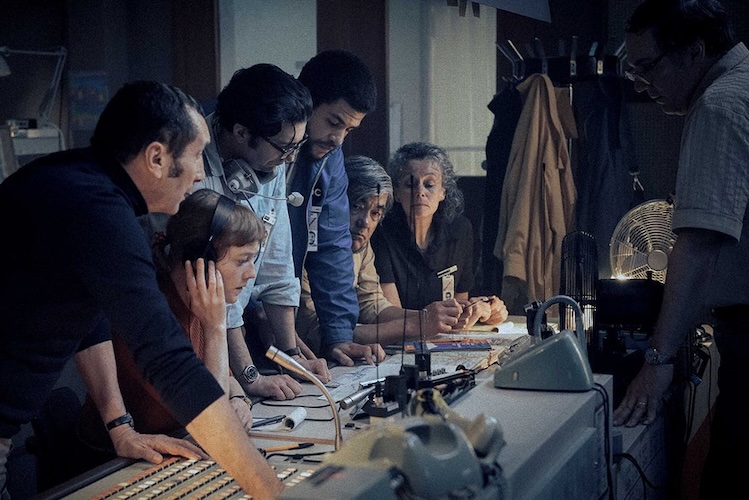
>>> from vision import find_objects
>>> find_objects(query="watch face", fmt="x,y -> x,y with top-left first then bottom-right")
645,347 -> 674,365
645,348 -> 658,364
242,364 -> 259,384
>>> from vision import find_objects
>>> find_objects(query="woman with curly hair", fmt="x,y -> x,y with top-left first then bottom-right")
371,142 -> 507,329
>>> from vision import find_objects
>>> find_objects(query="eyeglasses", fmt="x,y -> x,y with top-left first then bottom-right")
261,133 -> 308,160
624,52 -> 669,85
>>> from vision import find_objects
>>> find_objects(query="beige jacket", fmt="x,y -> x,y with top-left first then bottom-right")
494,74 -> 577,311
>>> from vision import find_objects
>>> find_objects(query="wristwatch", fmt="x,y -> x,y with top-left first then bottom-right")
644,346 -> 676,365
105,412 -> 134,431
240,364 -> 259,385
283,347 -> 301,357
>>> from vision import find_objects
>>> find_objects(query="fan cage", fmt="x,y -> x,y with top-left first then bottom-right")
560,231 -> 597,336
609,199 -> 676,284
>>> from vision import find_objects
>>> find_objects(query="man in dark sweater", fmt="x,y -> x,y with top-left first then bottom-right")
0,81 -> 282,499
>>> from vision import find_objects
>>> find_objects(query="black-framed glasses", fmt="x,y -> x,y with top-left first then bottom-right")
261,133 -> 308,160
624,52 -> 670,85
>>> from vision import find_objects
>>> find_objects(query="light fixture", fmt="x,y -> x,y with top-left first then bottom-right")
0,45 -> 67,126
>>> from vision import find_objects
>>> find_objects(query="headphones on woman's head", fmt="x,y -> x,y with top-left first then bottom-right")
183,194 -> 236,264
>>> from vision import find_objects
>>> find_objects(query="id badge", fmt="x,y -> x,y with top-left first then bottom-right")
437,265 -> 458,300
307,205 -> 321,252
441,274 -> 455,300
261,208 -> 276,244
262,208 -> 277,228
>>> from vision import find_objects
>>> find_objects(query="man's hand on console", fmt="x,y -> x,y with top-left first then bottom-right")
296,357 -> 332,383
109,424 -> 207,464
244,373 -> 302,400
327,342 -> 386,367
612,363 -> 673,427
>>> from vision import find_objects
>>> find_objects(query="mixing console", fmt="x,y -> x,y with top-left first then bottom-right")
83,456 -> 320,499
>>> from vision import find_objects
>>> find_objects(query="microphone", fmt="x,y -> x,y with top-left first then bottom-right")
340,386 -> 375,410
265,346 -> 342,450
286,191 -> 305,207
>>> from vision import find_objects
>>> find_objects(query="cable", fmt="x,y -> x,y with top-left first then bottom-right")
685,381 -> 696,445
593,382 -> 615,500
684,341 -> 713,446
375,183 -> 381,385
222,157 -> 305,206
702,349 -> 714,432
232,185 -> 305,207
258,400 -> 331,410
614,452 -> 661,499
264,452 -> 325,461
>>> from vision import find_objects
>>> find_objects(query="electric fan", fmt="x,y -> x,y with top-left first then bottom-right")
609,199 -> 676,284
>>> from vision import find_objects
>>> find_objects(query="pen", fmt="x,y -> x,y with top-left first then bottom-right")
467,296 -> 493,306
260,442 -> 314,454
251,415 -> 285,428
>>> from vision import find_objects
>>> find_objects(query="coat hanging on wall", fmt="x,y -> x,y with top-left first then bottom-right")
480,83 -> 522,296
493,73 -> 578,314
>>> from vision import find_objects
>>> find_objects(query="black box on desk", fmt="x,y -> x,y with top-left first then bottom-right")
590,279 -> 664,406
593,278 -> 664,353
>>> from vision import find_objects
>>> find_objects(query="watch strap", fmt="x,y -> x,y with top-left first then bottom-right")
645,346 -> 676,365
230,394 -> 253,409
105,412 -> 134,431
283,347 -> 301,357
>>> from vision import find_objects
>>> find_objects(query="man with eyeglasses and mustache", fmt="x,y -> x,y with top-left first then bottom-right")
194,64 -> 332,399
611,1 -> 748,498
287,50 -> 386,366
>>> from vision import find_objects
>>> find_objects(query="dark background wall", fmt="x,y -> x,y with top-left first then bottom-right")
462,0 -> 748,296
0,0 -> 199,149
1,1 -> 748,497
491,0 -> 748,202
0,1 -> 69,126
4,0 -> 746,193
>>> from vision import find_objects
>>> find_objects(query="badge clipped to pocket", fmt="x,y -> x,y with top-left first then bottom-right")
307,205 -> 321,252
437,265 -> 458,300
307,179 -> 323,252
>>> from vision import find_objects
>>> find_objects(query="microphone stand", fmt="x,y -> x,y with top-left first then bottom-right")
265,346 -> 342,450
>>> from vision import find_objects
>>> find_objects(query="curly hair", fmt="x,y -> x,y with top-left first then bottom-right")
387,142 -> 463,223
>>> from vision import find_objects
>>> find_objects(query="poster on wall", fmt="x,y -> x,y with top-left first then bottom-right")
68,71 -> 109,147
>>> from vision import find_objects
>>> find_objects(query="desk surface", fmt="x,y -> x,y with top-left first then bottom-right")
252,345 -> 612,500
43,358 -> 614,500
